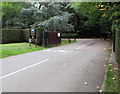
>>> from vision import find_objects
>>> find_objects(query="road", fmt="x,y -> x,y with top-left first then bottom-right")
1,39 -> 111,92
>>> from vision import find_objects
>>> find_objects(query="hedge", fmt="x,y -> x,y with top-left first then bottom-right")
1,28 -> 43,46
115,29 -> 120,64
22,29 -> 29,42
61,33 -> 78,38
2,29 -> 24,44
36,28 -> 43,46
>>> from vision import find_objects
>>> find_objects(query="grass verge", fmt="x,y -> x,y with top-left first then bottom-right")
104,64 -> 120,93
0,39 -> 76,58
0,43 -> 45,58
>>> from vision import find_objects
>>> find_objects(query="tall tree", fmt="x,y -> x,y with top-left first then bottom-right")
2,2 -> 27,29
70,2 -> 120,38
22,2 -> 74,32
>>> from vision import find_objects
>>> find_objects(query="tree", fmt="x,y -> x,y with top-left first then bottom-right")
22,2 -> 74,32
2,2 -> 27,29
70,2 -> 117,38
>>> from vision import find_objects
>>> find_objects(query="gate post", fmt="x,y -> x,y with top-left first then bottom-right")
42,31 -> 48,48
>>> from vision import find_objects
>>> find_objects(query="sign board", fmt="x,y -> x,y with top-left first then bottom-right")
29,39 -> 32,43
48,32 -> 61,45
58,33 -> 60,37
30,29 -> 36,38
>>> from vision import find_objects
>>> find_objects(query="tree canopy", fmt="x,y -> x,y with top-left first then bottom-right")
22,2 -> 74,32
2,2 -> 120,35
2,2 -> 74,32
2,2 -> 27,29
71,2 -> 120,35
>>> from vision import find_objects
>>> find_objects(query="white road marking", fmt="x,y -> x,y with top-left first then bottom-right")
0,59 -> 49,79
43,49 -> 51,52
64,50 -> 73,54
64,44 -> 87,54
1,44 -> 87,79
76,44 -> 87,50
58,50 -> 66,52
43,49 -> 66,53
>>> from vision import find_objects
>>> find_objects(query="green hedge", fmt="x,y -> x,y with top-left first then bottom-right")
2,29 -> 24,43
22,29 -> 29,42
2,28 -> 43,46
36,28 -> 43,46
115,29 -> 120,63
61,33 -> 78,38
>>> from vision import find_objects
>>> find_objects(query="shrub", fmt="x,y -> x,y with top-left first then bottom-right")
22,29 -> 29,42
61,33 -> 78,38
36,27 -> 43,46
2,29 -> 24,44
1,28 -> 43,46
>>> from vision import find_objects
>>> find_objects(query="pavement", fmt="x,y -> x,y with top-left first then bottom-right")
0,39 -> 111,92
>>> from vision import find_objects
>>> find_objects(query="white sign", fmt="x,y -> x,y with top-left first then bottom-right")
31,29 -> 35,33
58,33 -> 60,37
29,39 -> 32,43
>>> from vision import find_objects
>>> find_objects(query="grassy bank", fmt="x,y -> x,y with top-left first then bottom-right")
0,39 -> 76,58
104,64 -> 120,93
0,43 -> 45,58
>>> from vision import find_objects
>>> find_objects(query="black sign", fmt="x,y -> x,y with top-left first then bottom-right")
30,29 -> 36,38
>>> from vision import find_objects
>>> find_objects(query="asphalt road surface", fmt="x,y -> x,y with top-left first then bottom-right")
1,39 -> 111,92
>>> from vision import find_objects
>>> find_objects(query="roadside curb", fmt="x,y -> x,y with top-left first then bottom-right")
100,46 -> 116,92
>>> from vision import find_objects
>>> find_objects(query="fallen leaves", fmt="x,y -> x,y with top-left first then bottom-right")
104,48 -> 106,50
114,67 -> 119,71
99,89 -> 103,92
96,86 -> 100,89
106,58 -> 109,60
109,64 -> 112,66
112,77 -> 116,80
110,70 -> 112,72
84,82 -> 88,85
104,65 -> 107,67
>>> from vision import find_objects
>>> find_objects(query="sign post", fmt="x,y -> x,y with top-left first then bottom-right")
42,31 -> 48,48
29,28 -> 37,47
29,39 -> 32,47
35,39 -> 37,48
30,29 -> 36,39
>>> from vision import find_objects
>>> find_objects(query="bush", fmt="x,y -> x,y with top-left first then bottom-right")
36,27 -> 43,46
2,29 -> 24,44
1,28 -> 43,46
61,33 -> 78,38
22,29 -> 30,42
